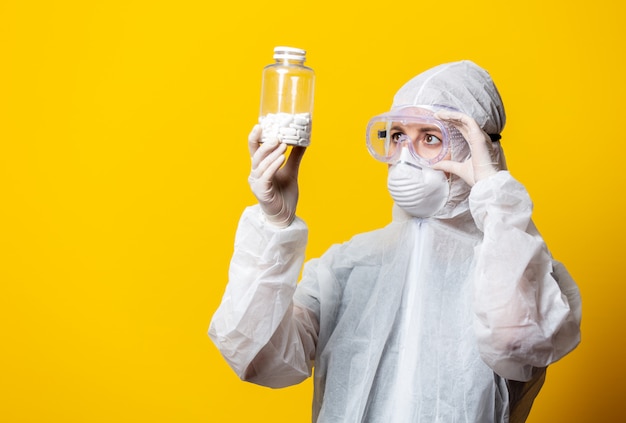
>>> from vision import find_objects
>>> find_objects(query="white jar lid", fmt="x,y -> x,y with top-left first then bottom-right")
273,46 -> 306,60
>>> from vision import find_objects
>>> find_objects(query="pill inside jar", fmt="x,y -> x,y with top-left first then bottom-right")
259,112 -> 312,146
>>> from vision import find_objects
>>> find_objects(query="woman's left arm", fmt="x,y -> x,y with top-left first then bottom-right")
469,171 -> 581,381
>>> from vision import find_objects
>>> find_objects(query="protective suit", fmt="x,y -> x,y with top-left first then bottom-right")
209,60 -> 582,422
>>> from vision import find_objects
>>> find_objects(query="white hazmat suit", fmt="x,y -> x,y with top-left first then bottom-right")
209,61 -> 582,422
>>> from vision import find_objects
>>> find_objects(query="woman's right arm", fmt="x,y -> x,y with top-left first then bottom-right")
209,126 -> 317,388
208,205 -> 318,388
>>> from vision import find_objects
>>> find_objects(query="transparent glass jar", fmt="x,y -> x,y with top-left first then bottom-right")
259,46 -> 315,146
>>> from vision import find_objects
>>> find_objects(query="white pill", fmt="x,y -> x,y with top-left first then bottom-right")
279,127 -> 297,136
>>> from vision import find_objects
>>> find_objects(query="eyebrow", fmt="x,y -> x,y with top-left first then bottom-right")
389,124 -> 441,133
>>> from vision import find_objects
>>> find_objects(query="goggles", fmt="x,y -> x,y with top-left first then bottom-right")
366,108 -> 463,166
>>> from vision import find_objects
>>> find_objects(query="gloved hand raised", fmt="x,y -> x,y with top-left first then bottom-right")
432,110 -> 500,186
247,124 -> 306,228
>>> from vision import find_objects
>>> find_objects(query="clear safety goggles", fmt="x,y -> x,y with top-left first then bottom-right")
366,109 -> 458,166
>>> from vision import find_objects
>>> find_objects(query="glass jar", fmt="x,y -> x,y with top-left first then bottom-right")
259,46 -> 315,146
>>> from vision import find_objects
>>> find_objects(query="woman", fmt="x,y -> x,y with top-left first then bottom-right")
209,60 -> 581,422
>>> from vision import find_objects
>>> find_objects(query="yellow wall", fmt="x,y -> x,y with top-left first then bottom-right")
1,0 -> 624,421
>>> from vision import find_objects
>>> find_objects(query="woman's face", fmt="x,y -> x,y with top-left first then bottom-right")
387,120 -> 448,161
387,107 -> 452,164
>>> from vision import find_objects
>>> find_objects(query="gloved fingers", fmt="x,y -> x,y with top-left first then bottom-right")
434,110 -> 485,145
431,160 -> 474,185
250,146 -> 286,187
248,124 -> 262,157
434,110 -> 499,182
259,150 -> 286,183
250,137 -> 287,177
248,155 -> 284,206
283,145 -> 306,176
248,135 -> 286,207
249,125 -> 286,171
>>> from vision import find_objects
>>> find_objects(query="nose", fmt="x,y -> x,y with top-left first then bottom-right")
394,141 -> 419,164
388,134 -> 412,155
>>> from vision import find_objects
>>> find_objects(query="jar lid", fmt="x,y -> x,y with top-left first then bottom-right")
273,46 -> 306,60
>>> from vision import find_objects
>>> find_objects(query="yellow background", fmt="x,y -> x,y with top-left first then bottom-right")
1,0 -> 624,421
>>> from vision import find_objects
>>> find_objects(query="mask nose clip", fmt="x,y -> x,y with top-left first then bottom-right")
396,133 -> 411,145
393,141 -> 423,169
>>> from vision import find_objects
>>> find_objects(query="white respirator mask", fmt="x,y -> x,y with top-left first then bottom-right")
366,106 -> 454,218
387,148 -> 450,218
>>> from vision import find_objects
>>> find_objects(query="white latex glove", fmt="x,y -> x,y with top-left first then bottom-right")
247,124 -> 306,228
432,110 -> 500,186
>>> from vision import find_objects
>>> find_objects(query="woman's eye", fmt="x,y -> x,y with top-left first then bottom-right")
425,134 -> 442,145
391,133 -> 408,143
